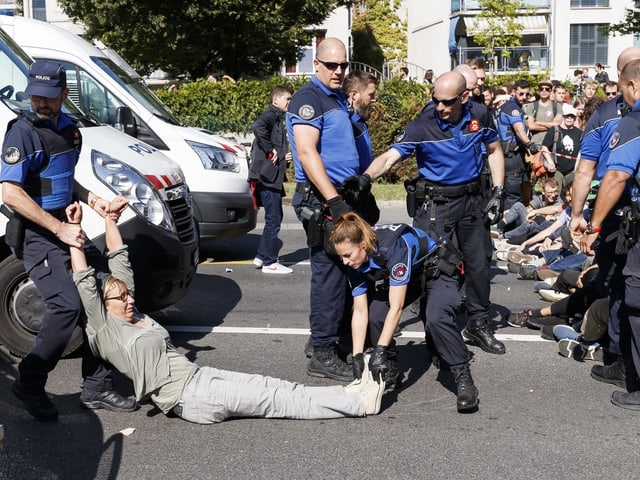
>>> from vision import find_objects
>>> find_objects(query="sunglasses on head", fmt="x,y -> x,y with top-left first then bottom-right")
316,59 -> 349,71
431,93 -> 461,106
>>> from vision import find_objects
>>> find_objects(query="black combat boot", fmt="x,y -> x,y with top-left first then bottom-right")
450,362 -> 479,413
462,317 -> 506,355
591,356 -> 626,388
307,345 -> 353,382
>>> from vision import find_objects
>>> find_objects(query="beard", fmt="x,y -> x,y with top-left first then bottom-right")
354,102 -> 372,121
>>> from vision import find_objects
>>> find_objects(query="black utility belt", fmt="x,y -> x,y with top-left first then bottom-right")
422,179 -> 481,198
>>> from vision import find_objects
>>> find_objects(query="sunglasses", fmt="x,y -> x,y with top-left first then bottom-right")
432,93 -> 461,106
539,86 -> 551,91
606,91 -> 617,97
316,59 -> 349,71
105,289 -> 133,302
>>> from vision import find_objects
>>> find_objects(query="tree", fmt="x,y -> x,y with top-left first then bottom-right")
58,0 -> 349,79
471,0 -> 526,72
351,0 -> 406,71
607,6 -> 640,36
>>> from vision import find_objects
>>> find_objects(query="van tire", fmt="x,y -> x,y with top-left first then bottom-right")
0,255 -> 83,358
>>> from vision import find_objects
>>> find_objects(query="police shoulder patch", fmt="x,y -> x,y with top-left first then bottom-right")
3,146 -> 20,165
390,262 -> 408,282
511,109 -> 520,117
298,104 -> 315,120
609,131 -> 621,149
394,129 -> 406,143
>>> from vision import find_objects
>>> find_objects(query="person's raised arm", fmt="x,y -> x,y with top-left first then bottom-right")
66,202 -> 88,272
105,196 -> 129,252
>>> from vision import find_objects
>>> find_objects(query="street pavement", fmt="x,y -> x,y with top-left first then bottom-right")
1,201 -> 640,479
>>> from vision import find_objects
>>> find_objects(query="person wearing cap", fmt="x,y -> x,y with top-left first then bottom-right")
523,79 -> 562,147
540,103 -> 583,190
1,60 -> 137,421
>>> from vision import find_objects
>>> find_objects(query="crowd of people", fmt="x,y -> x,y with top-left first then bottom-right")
7,43 -> 640,427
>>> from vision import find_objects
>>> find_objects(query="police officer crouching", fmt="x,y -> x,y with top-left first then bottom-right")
330,213 -> 479,412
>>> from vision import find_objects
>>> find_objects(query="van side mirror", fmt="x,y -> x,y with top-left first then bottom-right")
114,106 -> 138,138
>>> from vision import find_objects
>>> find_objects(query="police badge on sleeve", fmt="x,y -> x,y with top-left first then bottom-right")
3,147 -> 20,165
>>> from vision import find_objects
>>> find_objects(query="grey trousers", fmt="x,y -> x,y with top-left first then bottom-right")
177,367 -> 364,424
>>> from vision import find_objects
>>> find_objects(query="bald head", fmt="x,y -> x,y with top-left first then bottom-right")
617,47 -> 640,74
317,37 -> 346,59
453,64 -> 478,90
435,71 -> 467,95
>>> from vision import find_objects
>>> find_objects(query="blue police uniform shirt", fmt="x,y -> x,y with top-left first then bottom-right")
1,111 -> 79,210
286,76 -> 360,184
389,101 -> 497,184
497,97 -> 526,143
580,94 -> 628,180
606,99 -> 640,192
348,226 -> 437,296
351,111 -> 373,172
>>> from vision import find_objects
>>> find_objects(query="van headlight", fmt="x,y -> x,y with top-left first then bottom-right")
187,141 -> 241,172
91,150 -> 176,232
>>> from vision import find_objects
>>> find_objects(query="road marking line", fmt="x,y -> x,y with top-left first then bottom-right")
165,325 -> 550,342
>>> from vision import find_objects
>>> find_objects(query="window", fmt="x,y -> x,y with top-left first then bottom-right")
570,0 -> 609,7
31,0 -> 46,21
569,24 -> 608,65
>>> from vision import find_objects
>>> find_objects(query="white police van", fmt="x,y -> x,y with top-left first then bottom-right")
1,16 -> 257,243
0,24 -> 199,356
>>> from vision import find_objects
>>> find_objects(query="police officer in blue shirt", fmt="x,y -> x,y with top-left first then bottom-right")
364,71 -> 506,359
286,38 -> 375,381
581,58 -> 640,409
572,47 -> 640,389
496,79 -> 537,209
1,60 -> 137,421
331,212 -> 480,412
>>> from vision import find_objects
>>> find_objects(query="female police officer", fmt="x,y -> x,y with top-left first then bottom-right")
329,212 -> 479,413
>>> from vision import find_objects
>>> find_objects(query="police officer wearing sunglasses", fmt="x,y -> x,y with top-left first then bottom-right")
363,71 -> 507,369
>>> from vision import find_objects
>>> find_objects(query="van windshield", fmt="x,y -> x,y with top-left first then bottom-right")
0,28 -> 88,120
92,56 -> 181,126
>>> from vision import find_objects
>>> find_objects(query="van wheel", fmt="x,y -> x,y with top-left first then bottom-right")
0,256 -> 83,357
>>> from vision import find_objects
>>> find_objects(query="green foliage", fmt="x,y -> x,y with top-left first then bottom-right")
157,76 -> 429,183
58,0 -> 346,79
351,0 -> 407,65
473,0 -> 526,60
607,7 -> 640,36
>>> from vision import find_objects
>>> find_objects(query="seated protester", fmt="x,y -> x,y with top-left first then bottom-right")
509,264 -> 602,329
509,184 -> 591,279
499,178 -> 569,245
68,198 -> 385,424
540,104 -> 583,190
329,212 -> 480,413
553,297 -> 609,362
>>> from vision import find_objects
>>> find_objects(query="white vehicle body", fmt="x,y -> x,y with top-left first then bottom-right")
1,16 -> 257,242
0,24 -> 198,356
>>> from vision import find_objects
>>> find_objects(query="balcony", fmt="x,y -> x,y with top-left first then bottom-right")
459,46 -> 551,73
452,0 -> 550,11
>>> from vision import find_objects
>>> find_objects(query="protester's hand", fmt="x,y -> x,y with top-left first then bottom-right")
65,201 -> 82,224
570,216 -> 587,237
326,196 -> 352,220
580,231 -> 598,256
368,345 -> 388,383
483,186 -> 505,225
91,197 -> 110,218
352,353 -> 365,381
107,196 -> 129,222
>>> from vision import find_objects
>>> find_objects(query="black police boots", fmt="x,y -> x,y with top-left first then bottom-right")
307,346 -> 354,382
11,381 -> 58,421
79,389 -> 138,412
450,362 -> 479,413
591,356 -> 626,388
462,318 -> 506,355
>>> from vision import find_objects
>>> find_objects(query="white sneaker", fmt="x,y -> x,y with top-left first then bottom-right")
261,262 -> 293,274
358,371 -> 385,415
252,257 -> 264,268
539,289 -> 569,302
344,353 -> 371,394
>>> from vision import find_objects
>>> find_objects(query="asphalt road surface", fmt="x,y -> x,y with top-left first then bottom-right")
1,202 -> 639,479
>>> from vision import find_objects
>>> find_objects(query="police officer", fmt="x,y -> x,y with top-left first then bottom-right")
364,71 -> 506,358
581,58 -> 640,409
330,212 -> 479,412
571,47 -> 640,388
496,79 -> 537,209
286,38 -> 374,381
1,60 -> 136,421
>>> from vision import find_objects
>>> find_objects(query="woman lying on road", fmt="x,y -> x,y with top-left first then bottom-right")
329,212 -> 479,413
67,197 -> 384,424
